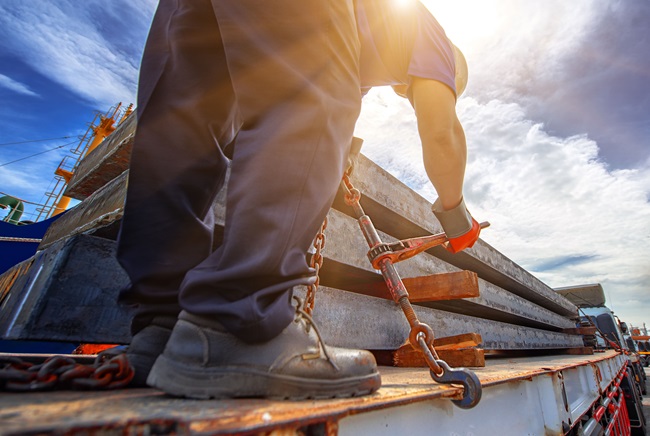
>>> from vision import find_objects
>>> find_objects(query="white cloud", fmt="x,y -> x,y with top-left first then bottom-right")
356,89 -> 650,326
0,74 -> 39,97
354,0 -> 650,327
0,1 -> 150,108
424,0 -> 608,102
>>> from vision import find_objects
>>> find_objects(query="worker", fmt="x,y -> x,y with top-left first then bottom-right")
116,0 -> 480,399
356,0 -> 479,251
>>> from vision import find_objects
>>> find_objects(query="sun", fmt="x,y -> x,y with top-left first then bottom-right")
420,0 -> 505,53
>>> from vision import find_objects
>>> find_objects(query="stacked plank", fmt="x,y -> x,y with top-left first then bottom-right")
0,112 -> 585,363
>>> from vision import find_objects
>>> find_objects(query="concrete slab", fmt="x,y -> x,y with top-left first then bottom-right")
0,234 -> 133,343
0,232 -> 581,350
321,208 -> 576,330
39,170 -> 128,249
334,154 -> 577,317
298,286 -> 584,350
64,113 -> 136,200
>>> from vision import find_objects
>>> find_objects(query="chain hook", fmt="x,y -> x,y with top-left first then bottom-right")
419,336 -> 483,409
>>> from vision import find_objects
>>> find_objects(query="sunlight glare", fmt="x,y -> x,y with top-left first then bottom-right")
422,0 -> 505,52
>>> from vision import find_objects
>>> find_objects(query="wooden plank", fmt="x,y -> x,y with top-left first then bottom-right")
559,347 -> 594,356
373,345 -> 485,368
561,326 -> 597,335
402,271 -> 480,302
433,333 -> 482,350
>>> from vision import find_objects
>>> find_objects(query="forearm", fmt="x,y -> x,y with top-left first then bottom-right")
420,118 -> 467,210
411,77 -> 467,211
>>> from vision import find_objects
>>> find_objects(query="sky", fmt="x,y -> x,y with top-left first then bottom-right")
0,1 -> 648,328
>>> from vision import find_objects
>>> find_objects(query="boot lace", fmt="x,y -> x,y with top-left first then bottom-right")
292,296 -> 340,371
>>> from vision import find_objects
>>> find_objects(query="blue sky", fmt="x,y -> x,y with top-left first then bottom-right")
1,0 -> 649,328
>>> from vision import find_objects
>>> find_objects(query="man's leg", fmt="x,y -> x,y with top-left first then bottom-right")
116,0 -> 239,383
177,0 -> 363,342
117,0 -> 238,331
148,0 -> 381,399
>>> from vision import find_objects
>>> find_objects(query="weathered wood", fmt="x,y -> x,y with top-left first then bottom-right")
0,352 -> 625,435
372,346 -> 485,368
432,333 -> 482,350
560,347 -> 594,356
402,271 -> 480,302
561,326 -> 597,335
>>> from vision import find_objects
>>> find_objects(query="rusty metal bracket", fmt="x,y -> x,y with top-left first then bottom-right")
341,172 -> 483,409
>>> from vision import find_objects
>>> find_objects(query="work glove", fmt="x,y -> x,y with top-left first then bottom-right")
432,197 -> 481,254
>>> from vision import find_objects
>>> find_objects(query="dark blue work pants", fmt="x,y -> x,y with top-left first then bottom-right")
116,0 -> 361,343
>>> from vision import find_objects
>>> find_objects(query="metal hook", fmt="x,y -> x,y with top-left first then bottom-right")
429,359 -> 482,409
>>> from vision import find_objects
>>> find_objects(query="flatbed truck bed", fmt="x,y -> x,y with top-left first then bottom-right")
0,351 -> 629,435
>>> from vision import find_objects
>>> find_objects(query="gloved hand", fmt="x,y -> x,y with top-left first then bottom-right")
431,197 -> 481,254
445,217 -> 480,253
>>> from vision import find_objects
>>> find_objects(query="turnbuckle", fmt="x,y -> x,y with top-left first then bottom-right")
341,173 -> 483,409
368,223 -> 490,270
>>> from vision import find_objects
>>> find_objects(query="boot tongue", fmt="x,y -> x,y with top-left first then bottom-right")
292,297 -> 340,371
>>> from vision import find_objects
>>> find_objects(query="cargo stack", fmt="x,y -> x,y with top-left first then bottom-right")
0,110 -> 587,365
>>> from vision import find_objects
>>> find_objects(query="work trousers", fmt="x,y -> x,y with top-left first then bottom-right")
116,0 -> 361,342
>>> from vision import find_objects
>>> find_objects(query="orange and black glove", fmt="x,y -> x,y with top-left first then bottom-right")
432,197 -> 481,254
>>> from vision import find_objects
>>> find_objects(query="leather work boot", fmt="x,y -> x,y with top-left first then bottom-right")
125,317 -> 175,387
147,299 -> 381,399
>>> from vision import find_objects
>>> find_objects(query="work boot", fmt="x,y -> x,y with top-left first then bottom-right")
125,317 -> 175,387
147,299 -> 381,399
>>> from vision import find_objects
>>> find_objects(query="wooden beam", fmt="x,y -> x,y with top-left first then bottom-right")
371,333 -> 485,368
403,271 -> 479,302
561,326 -> 597,335
373,346 -> 485,368
432,333 -> 482,350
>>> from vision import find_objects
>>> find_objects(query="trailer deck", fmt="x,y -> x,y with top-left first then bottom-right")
0,351 -> 626,435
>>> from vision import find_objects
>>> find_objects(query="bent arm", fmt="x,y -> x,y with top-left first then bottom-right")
410,77 -> 466,211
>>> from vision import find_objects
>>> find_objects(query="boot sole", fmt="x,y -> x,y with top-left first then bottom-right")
147,354 -> 381,400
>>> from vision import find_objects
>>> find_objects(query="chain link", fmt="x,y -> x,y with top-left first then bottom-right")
0,351 -> 134,392
341,173 -> 447,378
303,216 -> 327,315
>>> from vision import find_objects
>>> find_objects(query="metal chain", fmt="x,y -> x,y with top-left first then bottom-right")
0,236 -> 42,243
303,216 -> 327,315
341,173 -> 444,376
0,351 -> 134,392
